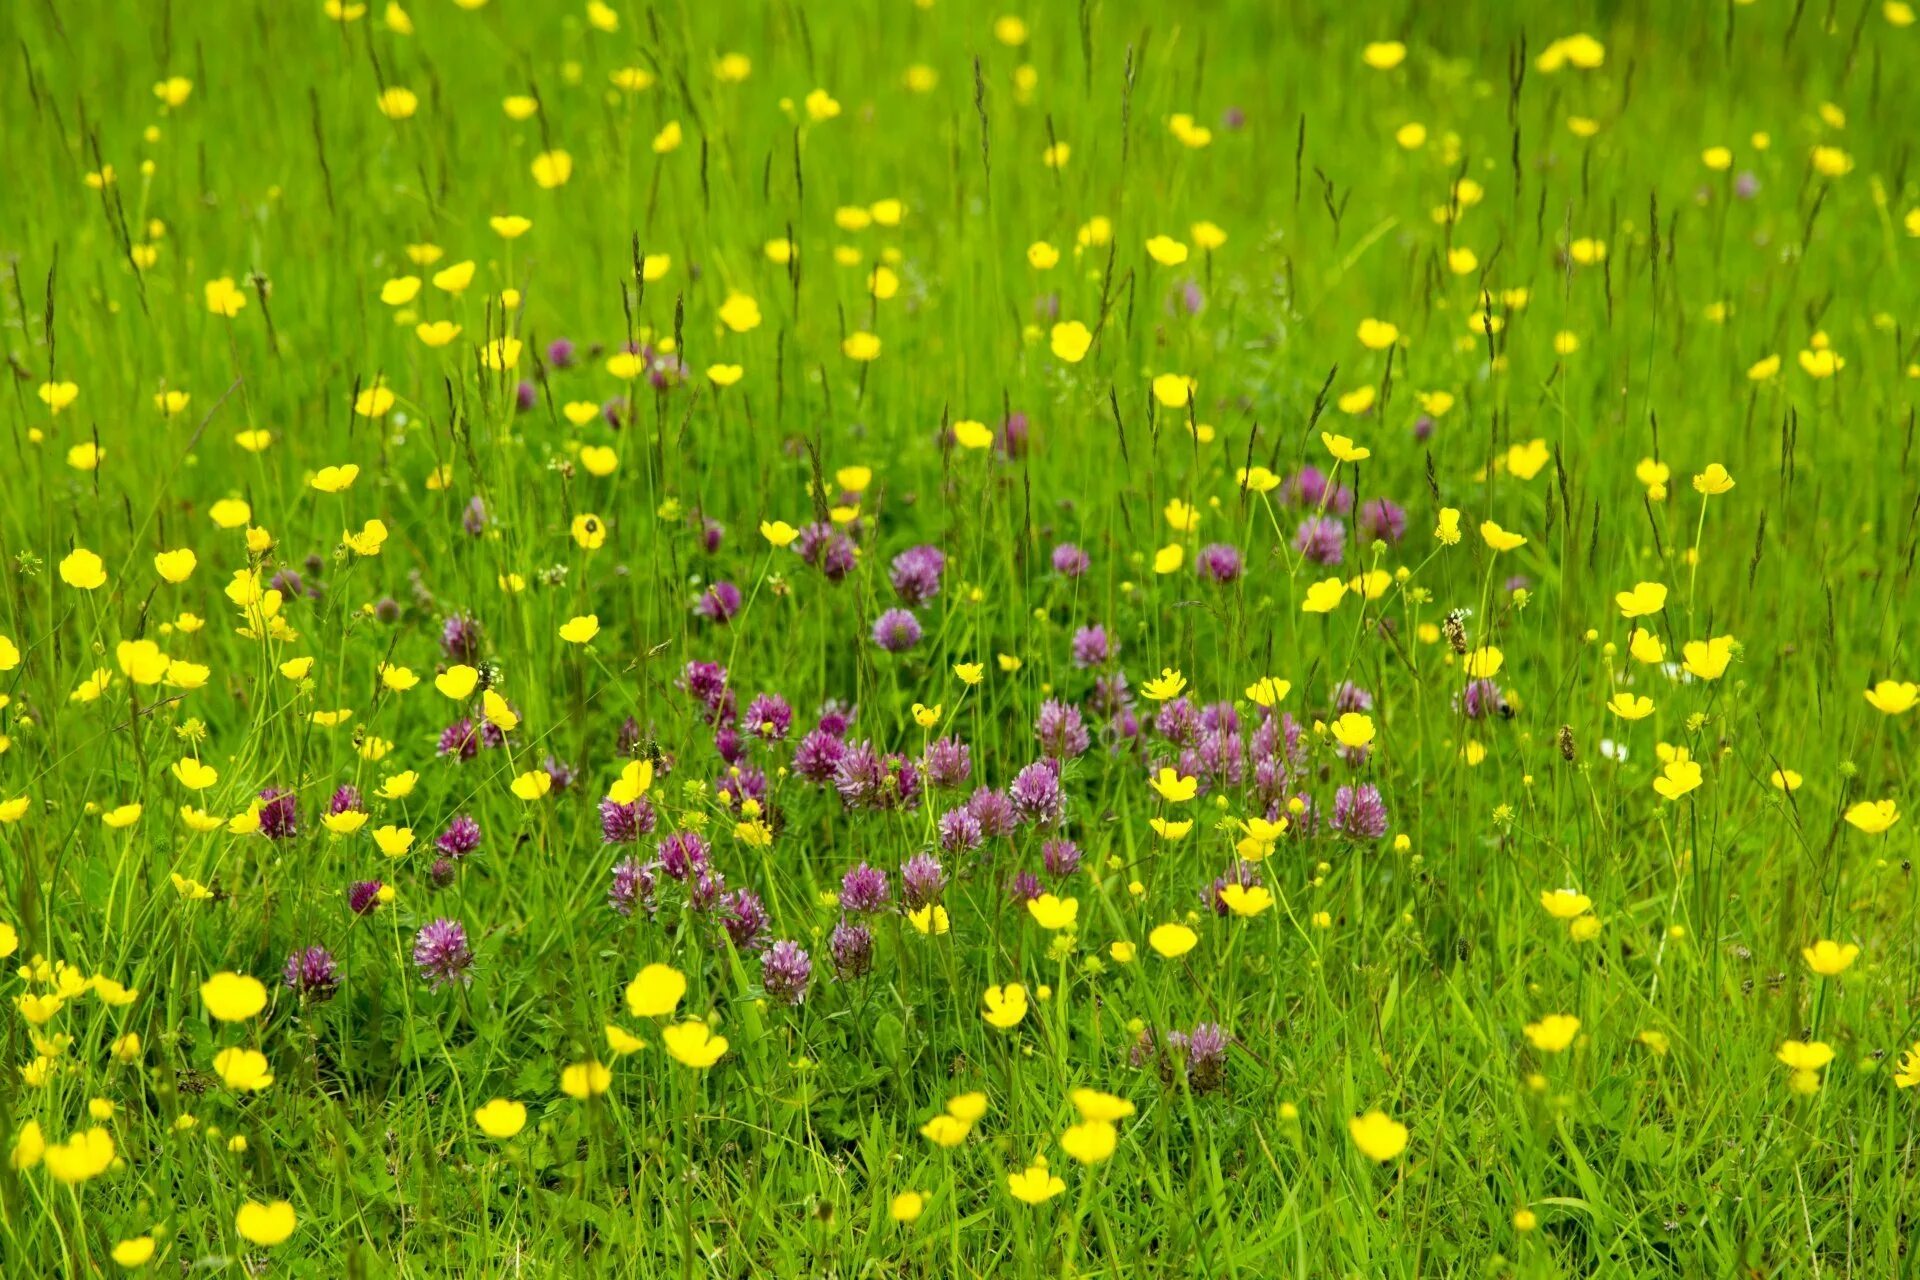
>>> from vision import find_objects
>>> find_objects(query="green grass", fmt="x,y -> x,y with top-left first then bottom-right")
5,0 -> 1920,1274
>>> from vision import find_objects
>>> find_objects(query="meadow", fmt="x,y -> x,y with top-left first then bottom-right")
4,0 -> 1920,1274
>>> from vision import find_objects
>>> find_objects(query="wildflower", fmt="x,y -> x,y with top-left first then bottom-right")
1844,799 -> 1898,834
473,1099 -> 527,1138
1802,940 -> 1859,976
1348,1110 -> 1409,1162
412,918 -> 474,989
1007,1162 -> 1066,1204
1148,923 -> 1197,958
234,1201 -> 297,1247
661,1020 -> 729,1068
1523,1014 -> 1581,1053
981,983 -> 1029,1029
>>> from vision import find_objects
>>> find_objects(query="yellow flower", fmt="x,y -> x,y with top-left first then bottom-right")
1348,1110 -> 1408,1162
759,520 -> 799,548
1151,373 -> 1195,408
213,1046 -> 275,1091
907,903 -> 951,935
473,1098 -> 527,1138
1356,318 -> 1399,350
1149,767 -> 1198,803
510,771 -> 552,801
1802,940 -> 1859,977
531,149 -> 573,188
1681,636 -> 1736,680
1060,1119 -> 1118,1164
1692,463 -> 1735,495
171,757 -> 218,790
625,963 -> 687,1018
1865,680 -> 1919,714
1145,234 -> 1189,266
919,1114 -> 971,1147
718,292 -> 762,333
1007,1163 -> 1066,1204
44,1127 -> 116,1184
1026,894 -> 1079,931
981,983 -> 1029,1029
200,972 -> 267,1021
374,826 -> 413,857
59,548 -> 107,590
234,1200 -> 297,1247
952,419 -> 995,450
1539,889 -> 1591,920
435,665 -> 479,699
1148,923 -> 1197,958
1050,321 -> 1093,363
1845,799 -> 1899,834
110,1236 -> 156,1267
1140,668 -> 1188,701
560,1059 -> 612,1099
1614,581 -> 1668,618
1331,712 -> 1375,750
559,615 -> 600,645
1607,693 -> 1654,721
953,662 -> 985,686
1479,521 -> 1526,552
204,277 -> 249,317
889,1191 -> 926,1223
571,513 -> 608,549
1523,1014 -> 1581,1053
1302,577 -> 1347,613
1219,884 -> 1273,918
660,1020 -> 729,1068
376,85 -> 417,118
842,331 -> 882,361
1776,1039 -> 1835,1071
1652,759 -> 1702,802
1434,508 -> 1462,545
1320,432 -> 1370,463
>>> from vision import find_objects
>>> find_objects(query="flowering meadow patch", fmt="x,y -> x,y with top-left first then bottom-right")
5,0 -> 1920,1273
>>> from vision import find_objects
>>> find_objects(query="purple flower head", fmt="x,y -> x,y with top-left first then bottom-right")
258,788 -> 298,841
348,879 -> 383,915
546,337 -> 576,369
328,785 -> 364,816
967,786 -> 1018,838
761,940 -> 812,1005
1412,415 -> 1436,443
514,380 -> 537,412
794,728 -> 849,782
436,815 -> 482,860
694,581 -> 743,623
600,796 -> 658,843
609,858 -> 656,917
1009,759 -> 1066,826
1331,783 -> 1390,840
1042,838 -> 1082,879
412,918 -> 474,990
429,858 -> 455,888
1293,516 -> 1347,566
840,863 -> 891,914
816,701 -> 856,738
901,851 -> 948,907
793,522 -> 857,582
829,921 -> 874,980
833,742 -> 921,810
681,661 -> 735,725
658,831 -> 711,881
1734,171 -> 1760,200
602,395 -> 628,427
1196,543 -> 1243,584
1175,1022 -> 1230,1091
1008,870 -> 1044,902
543,754 -> 577,792
1331,682 -> 1374,715
1359,498 -> 1408,545
1035,699 -> 1091,759
462,496 -> 489,537
1458,678 -> 1506,720
1155,698 -> 1200,747
938,807 -> 985,854
438,718 -> 482,760
441,614 -> 482,664
727,697 -> 785,747
715,725 -> 748,766
889,545 -> 947,606
998,411 -> 1030,459
1071,625 -> 1114,669
923,735 -> 973,789
698,516 -> 724,554
1051,543 -> 1091,577
282,946 -> 341,1002
720,888 -> 770,951
871,608 -> 923,653
1091,670 -> 1132,718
